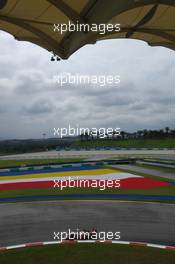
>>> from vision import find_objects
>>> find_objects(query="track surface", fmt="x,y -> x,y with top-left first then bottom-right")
0,150 -> 175,160
0,200 -> 175,247
113,165 -> 175,180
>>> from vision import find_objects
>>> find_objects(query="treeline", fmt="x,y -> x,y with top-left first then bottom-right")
0,138 -> 74,155
79,127 -> 175,141
0,127 -> 174,154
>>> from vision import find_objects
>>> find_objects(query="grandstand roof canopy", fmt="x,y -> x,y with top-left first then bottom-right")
0,0 -> 175,59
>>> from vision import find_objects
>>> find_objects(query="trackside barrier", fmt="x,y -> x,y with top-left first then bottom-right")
0,160 -> 134,172
0,241 -> 175,252
56,147 -> 175,151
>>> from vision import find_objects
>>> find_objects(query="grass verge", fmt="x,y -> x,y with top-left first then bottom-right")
0,184 -> 175,204
0,244 -> 175,264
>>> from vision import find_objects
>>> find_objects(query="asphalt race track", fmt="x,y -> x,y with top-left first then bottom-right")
0,200 -> 174,247
112,165 -> 175,180
0,150 -> 175,160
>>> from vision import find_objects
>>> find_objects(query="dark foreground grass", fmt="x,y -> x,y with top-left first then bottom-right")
0,158 -> 83,169
0,244 -> 175,264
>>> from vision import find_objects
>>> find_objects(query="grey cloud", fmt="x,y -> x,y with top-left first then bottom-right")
23,100 -> 54,115
0,32 -> 175,139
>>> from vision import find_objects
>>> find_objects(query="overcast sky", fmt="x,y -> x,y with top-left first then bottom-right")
0,31 -> 175,139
